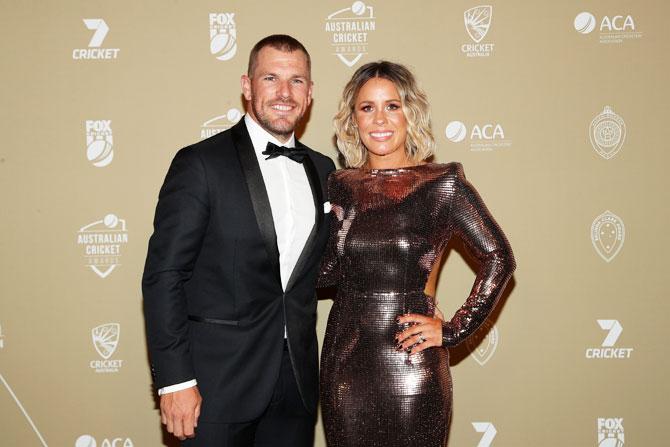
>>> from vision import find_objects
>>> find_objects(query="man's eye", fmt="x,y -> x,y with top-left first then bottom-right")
264,76 -> 276,81
292,79 -> 304,84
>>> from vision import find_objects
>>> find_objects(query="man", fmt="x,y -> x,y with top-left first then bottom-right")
142,35 -> 335,446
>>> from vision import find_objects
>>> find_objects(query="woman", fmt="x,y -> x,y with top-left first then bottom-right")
317,61 -> 516,446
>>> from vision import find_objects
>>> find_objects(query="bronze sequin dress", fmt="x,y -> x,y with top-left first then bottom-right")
317,162 -> 515,446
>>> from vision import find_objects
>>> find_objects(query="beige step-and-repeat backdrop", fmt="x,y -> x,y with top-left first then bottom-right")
2,0 -> 668,446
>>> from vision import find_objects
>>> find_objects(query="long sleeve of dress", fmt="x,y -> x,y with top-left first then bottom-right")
441,164 -> 516,347
317,173 -> 345,289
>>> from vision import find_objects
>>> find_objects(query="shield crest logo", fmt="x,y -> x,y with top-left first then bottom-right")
590,106 -> 626,160
92,323 -> 120,359
466,321 -> 498,366
464,5 -> 493,43
591,211 -> 625,262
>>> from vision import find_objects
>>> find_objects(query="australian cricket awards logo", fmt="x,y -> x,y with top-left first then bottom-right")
472,422 -> 497,447
585,320 -> 633,359
597,418 -> 625,447
77,214 -> 129,278
200,108 -> 242,139
590,106 -> 626,160
445,120 -> 511,151
85,120 -> 114,167
591,211 -> 625,262
466,321 -> 499,366
461,5 -> 494,57
89,323 -> 123,373
325,1 -> 376,67
72,19 -> 119,60
209,13 -> 237,61
574,12 -> 642,44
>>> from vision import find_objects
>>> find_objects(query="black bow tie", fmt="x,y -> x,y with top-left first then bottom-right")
262,142 -> 308,163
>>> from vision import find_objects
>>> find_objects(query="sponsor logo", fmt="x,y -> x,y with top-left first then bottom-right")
77,214 -> 129,278
200,108 -> 242,139
590,106 -> 626,160
466,321 -> 498,366
574,12 -> 642,44
597,418 -> 625,447
85,120 -> 114,167
445,120 -> 511,151
591,211 -> 625,262
461,6 -> 495,57
0,324 -> 4,349
472,422 -> 497,447
90,323 -> 123,373
585,320 -> 633,359
209,13 -> 237,61
73,19 -> 120,60
75,434 -> 134,447
325,1 -> 376,67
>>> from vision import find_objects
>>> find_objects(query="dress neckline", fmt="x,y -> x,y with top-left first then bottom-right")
361,163 -> 433,175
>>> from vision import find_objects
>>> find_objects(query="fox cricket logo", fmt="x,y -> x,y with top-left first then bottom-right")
72,19 -> 120,60
201,108 -> 242,139
77,214 -> 129,278
597,418 -> 625,447
591,211 -> 625,263
325,1 -> 376,67
585,320 -> 633,359
75,434 -> 134,447
445,120 -> 511,151
574,12 -> 642,44
461,5 -> 494,57
466,321 -> 498,366
472,422 -> 497,447
85,120 -> 114,167
90,323 -> 123,373
590,106 -> 626,160
209,13 -> 237,61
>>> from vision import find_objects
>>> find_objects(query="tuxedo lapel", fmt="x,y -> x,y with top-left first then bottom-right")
285,145 -> 324,292
231,121 -> 281,284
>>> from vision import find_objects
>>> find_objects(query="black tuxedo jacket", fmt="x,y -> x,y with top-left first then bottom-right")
142,119 -> 335,422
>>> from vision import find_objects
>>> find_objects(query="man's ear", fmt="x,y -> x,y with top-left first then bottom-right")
241,75 -> 252,101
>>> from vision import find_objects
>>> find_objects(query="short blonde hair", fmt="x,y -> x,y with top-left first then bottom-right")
333,61 -> 435,168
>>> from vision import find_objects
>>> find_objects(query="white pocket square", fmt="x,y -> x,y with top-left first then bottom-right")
323,201 -> 332,213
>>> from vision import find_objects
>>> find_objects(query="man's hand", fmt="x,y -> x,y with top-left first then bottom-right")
160,386 -> 202,440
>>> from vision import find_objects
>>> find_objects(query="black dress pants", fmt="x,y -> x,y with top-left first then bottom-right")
183,342 -> 315,447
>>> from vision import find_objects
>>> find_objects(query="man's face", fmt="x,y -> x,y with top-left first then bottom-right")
241,47 -> 313,142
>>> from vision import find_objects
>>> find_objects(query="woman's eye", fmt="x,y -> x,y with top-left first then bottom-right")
387,103 -> 400,110
361,105 -> 373,112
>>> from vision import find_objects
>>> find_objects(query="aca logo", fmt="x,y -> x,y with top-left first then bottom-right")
466,321 -> 499,366
591,211 -> 625,263
597,418 -> 625,447
445,120 -> 512,151
85,120 -> 114,167
585,320 -> 633,359
574,12 -> 642,44
209,13 -> 237,61
77,214 -> 129,278
461,5 -> 495,57
72,19 -> 120,60
472,422 -> 497,447
89,323 -> 124,373
200,108 -> 242,139
590,106 -> 626,160
325,1 -> 376,67
75,434 -> 134,447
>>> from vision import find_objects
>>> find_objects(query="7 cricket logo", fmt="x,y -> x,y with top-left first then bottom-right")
585,319 -> 633,359
472,422 -> 496,447
73,18 -> 120,60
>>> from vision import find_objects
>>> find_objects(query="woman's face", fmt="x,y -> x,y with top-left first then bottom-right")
354,77 -> 409,166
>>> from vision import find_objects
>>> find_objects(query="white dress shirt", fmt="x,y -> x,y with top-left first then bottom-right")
158,115 -> 315,395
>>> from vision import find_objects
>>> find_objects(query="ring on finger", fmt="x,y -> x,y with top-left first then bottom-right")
417,333 -> 426,344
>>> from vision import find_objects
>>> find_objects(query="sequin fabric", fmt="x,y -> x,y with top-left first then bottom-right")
318,162 -> 515,446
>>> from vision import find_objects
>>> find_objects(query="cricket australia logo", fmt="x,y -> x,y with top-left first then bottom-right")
77,214 -> 129,278
209,13 -> 237,61
590,106 -> 626,160
90,323 -> 124,373
461,6 -> 495,57
590,211 -> 625,262
325,1 -> 376,67
466,321 -> 498,366
85,120 -> 114,167
200,108 -> 242,139
597,417 -> 625,446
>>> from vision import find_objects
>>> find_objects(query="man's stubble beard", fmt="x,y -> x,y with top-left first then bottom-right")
251,100 -> 301,139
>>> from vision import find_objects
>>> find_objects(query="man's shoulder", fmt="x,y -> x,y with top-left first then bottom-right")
300,144 -> 335,171
176,126 -> 237,162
